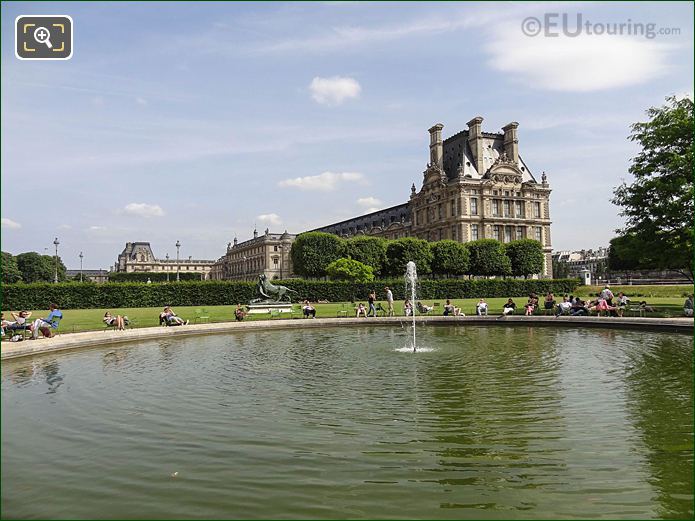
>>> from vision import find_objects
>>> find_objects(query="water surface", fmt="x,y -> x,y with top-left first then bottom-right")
2,325 -> 692,519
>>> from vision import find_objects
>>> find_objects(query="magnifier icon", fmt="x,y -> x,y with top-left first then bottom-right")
33,26 -> 53,49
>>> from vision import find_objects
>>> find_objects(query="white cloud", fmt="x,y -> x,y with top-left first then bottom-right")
257,213 -> 282,226
1,218 -> 21,229
122,202 -> 165,217
309,76 -> 361,105
57,224 -> 72,230
356,196 -> 382,207
485,27 -> 674,92
278,171 -> 365,191
88,225 -> 106,232
135,97 -> 148,106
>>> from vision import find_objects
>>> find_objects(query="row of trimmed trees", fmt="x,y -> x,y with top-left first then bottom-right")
290,232 -> 546,282
1,251 -> 67,284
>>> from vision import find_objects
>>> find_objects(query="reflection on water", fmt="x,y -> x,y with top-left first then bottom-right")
1,326 -> 692,519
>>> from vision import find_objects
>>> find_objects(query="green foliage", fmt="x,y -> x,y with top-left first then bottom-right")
608,234 -> 643,272
326,258 -> 375,283
15,252 -> 67,282
552,258 -> 570,279
108,271 -> 202,282
612,95 -> 694,281
384,238 -> 433,276
467,239 -> 511,276
430,240 -> 470,277
290,232 -> 345,278
2,279 -> 579,310
504,239 -> 544,278
343,236 -> 387,274
1,251 -> 22,284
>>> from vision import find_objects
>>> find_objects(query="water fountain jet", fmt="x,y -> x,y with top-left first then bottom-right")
405,261 -> 418,352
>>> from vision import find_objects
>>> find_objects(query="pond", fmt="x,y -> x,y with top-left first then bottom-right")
2,325 -> 692,519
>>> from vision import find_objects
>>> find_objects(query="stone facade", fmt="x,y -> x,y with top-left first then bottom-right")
114,242 -> 214,279
210,229 -> 296,281
314,117 -> 553,277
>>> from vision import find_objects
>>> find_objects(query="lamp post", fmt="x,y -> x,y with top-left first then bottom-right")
166,253 -> 170,282
53,237 -> 60,283
176,240 -> 181,281
79,251 -> 84,282
242,255 -> 247,281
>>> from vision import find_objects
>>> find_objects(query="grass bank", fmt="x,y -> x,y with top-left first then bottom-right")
6,296 -> 689,335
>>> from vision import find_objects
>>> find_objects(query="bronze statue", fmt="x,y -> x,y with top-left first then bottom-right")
251,274 -> 298,303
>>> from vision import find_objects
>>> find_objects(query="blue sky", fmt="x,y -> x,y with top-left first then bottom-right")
2,1 -> 693,269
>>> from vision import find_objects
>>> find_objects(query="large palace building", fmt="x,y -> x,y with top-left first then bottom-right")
114,242 -> 215,279
314,117 -> 553,276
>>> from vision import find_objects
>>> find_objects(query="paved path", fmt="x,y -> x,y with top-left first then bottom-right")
1,315 -> 692,360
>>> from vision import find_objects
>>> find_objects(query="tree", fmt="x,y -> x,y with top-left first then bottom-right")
290,232 -> 345,278
1,251 -> 22,283
343,236 -> 387,275
326,258 -> 375,283
467,239 -> 511,277
430,240 -> 470,277
612,95 -> 694,281
551,257 -> 570,279
384,238 -> 433,276
504,239 -> 544,278
16,252 -> 67,283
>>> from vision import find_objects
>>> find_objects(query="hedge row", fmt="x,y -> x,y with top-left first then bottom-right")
107,272 -> 204,282
2,279 -> 579,310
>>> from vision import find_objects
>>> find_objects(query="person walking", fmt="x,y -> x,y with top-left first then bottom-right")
384,286 -> 394,317
367,290 -> 377,317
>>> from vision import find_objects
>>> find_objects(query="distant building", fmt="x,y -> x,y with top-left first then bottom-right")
114,242 -> 214,279
313,117 -> 553,276
65,269 -> 110,283
210,228 -> 295,281
553,248 -> 608,281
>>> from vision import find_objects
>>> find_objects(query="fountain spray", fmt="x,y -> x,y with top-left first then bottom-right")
405,261 -> 417,352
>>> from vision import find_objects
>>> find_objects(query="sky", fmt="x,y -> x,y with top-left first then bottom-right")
1,1 -> 693,270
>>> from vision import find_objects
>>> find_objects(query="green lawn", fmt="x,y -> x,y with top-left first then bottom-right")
9,295 -> 689,335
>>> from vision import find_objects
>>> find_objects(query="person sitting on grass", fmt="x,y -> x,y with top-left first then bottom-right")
544,292 -> 556,311
355,303 -> 368,318
684,295 -> 693,317
615,292 -> 630,317
443,299 -> 462,316
570,299 -> 589,316
103,311 -> 129,330
302,300 -> 316,319
639,301 -> 656,313
417,302 -> 433,314
404,299 -> 413,317
555,296 -> 572,317
30,303 -> 62,339
476,299 -> 488,316
234,304 -> 246,321
160,306 -> 188,326
501,298 -> 516,316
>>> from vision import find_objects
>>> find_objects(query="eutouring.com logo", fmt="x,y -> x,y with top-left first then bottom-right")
521,13 -> 680,39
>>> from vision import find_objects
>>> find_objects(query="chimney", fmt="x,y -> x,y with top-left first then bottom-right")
467,116 -> 484,175
502,121 -> 519,163
428,123 -> 444,169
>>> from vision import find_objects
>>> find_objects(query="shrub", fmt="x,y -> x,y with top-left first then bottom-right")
290,232 -> 345,278
108,272 -> 203,282
2,279 -> 579,310
343,236 -> 387,275
467,239 -> 511,276
431,240 -> 470,277
384,238 -> 433,276
326,258 -> 375,283
504,239 -> 545,278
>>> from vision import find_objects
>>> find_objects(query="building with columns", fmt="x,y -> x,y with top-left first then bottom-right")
114,242 -> 215,279
314,116 -> 553,276
210,228 -> 296,281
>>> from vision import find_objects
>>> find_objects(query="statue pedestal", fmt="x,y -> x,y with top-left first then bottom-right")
246,303 -> 293,315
